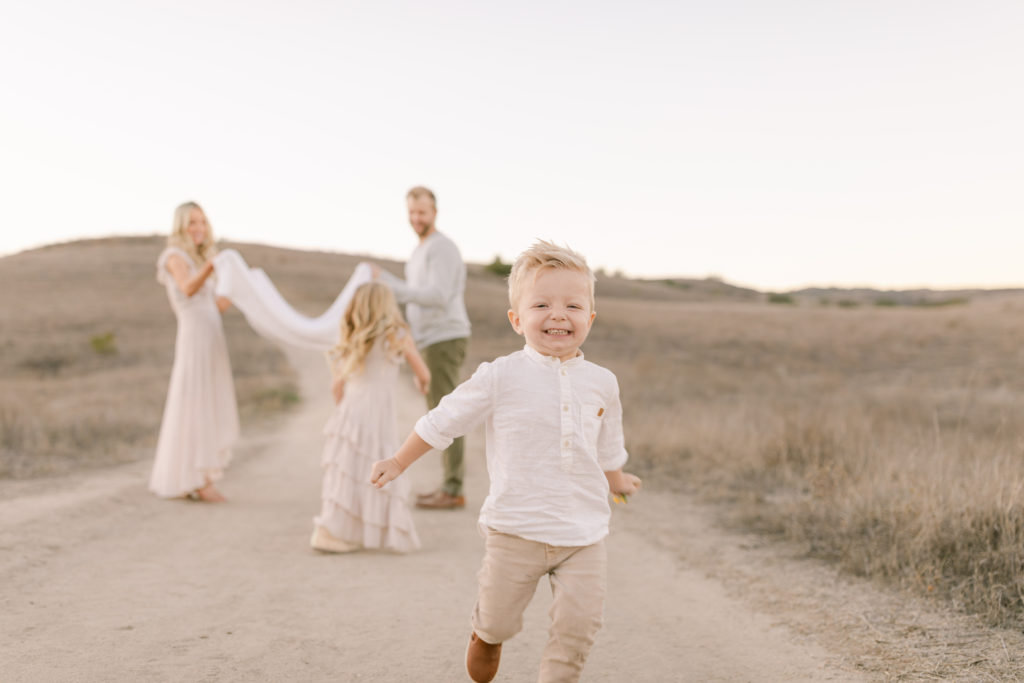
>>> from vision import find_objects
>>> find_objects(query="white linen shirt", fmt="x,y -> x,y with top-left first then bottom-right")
414,345 -> 629,546
378,231 -> 471,348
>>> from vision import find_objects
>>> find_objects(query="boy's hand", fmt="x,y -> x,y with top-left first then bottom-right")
618,472 -> 642,496
370,457 -> 403,488
605,470 -> 641,504
414,375 -> 430,395
608,471 -> 642,500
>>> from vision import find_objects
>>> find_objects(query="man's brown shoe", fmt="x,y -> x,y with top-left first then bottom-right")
416,491 -> 465,509
466,632 -> 501,682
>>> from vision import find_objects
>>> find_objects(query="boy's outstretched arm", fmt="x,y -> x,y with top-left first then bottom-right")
370,431 -> 433,488
605,470 -> 642,497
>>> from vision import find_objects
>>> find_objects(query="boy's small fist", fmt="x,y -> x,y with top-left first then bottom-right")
619,473 -> 642,496
370,458 -> 401,488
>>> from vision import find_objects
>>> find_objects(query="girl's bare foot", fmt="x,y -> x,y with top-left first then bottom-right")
310,526 -> 360,553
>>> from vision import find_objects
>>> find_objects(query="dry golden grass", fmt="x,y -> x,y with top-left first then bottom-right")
590,294 -> 1024,629
0,236 -> 366,477
5,236 -> 1024,632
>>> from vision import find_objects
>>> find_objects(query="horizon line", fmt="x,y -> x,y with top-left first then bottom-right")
4,232 -> 1024,295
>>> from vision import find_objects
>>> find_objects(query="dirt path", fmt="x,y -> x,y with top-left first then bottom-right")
7,349 -> 1016,681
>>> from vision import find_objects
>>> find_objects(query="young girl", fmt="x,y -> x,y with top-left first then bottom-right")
311,281 -> 431,553
150,201 -> 239,503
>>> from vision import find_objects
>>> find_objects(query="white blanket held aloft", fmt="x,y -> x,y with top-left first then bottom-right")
213,249 -> 373,351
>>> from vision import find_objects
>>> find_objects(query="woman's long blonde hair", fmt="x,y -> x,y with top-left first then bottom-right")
167,201 -> 218,265
329,282 -> 409,378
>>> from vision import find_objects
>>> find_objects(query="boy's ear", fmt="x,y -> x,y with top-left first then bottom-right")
507,309 -> 523,335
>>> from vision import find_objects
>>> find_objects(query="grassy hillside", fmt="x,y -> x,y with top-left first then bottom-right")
5,236 -> 1024,628
0,237 -> 302,476
0,235 -> 696,478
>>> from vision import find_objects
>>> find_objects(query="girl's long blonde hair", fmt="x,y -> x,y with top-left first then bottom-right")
167,201 -> 218,265
329,282 -> 409,378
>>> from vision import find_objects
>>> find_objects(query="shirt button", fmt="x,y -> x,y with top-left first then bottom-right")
561,369 -> 567,376
564,440 -> 570,447
562,404 -> 569,411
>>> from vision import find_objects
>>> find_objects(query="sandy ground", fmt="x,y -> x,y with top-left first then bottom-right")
0,349 -> 933,682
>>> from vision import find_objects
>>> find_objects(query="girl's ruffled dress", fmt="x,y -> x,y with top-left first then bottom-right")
314,340 -> 420,552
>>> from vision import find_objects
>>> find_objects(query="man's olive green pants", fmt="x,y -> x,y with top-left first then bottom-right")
422,337 -> 468,497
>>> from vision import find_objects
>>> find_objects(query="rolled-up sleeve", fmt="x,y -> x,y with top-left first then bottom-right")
596,379 -> 629,472
415,361 -> 495,450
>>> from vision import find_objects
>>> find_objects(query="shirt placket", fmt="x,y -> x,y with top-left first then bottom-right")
558,365 -> 574,472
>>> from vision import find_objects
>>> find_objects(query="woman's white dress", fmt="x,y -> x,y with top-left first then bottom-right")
315,340 -> 420,552
149,247 -> 240,497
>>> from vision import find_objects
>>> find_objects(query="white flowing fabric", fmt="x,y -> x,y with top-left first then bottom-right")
212,249 -> 373,351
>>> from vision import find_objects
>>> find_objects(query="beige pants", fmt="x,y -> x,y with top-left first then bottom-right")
472,528 -> 607,683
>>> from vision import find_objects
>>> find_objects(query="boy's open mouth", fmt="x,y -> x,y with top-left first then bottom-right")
544,329 -> 571,336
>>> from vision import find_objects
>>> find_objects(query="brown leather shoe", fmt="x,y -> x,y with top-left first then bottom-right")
466,632 -> 501,682
416,491 -> 466,509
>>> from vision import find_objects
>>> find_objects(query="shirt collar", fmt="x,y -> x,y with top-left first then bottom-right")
523,344 -> 585,367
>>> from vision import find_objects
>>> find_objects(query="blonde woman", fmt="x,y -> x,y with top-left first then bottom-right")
149,202 -> 239,502
311,282 -> 430,553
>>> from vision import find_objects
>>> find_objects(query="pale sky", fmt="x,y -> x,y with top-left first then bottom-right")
2,0 -> 1022,291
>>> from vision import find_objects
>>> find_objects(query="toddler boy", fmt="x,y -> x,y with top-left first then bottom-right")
371,240 -> 641,682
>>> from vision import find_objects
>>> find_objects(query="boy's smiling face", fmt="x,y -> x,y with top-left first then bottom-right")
508,268 -> 595,362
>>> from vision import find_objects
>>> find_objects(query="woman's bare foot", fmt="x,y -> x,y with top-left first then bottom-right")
193,483 -> 227,502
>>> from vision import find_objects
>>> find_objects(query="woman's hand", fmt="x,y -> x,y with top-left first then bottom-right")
166,253 -> 215,298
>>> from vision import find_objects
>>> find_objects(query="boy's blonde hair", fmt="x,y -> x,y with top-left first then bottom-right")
167,201 -> 218,266
329,282 -> 409,378
508,240 -> 595,310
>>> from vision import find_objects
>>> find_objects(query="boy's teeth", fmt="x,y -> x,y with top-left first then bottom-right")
546,329 -> 570,335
